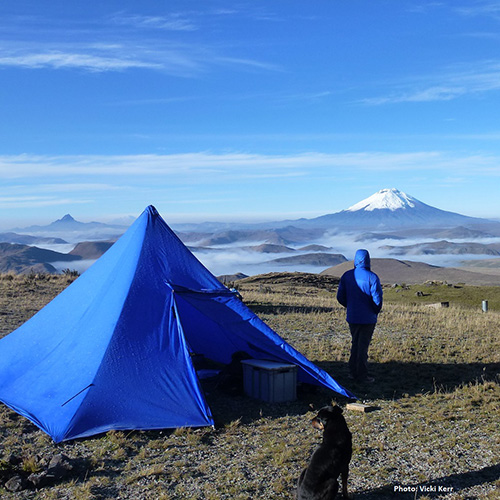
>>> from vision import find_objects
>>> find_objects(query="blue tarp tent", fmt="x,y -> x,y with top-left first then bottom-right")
0,206 -> 354,442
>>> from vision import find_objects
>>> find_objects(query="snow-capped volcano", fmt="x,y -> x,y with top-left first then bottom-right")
347,188 -> 416,212
303,188 -> 488,229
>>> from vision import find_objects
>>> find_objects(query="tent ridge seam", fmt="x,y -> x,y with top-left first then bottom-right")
61,384 -> 94,407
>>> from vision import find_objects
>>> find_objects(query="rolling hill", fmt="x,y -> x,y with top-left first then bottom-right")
69,241 -> 115,259
0,233 -> 67,245
321,258 -> 500,286
267,252 -> 347,267
0,243 -> 81,274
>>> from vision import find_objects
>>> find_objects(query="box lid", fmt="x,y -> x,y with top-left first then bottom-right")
241,359 -> 297,371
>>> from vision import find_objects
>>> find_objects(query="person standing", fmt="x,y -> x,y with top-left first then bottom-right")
337,249 -> 383,382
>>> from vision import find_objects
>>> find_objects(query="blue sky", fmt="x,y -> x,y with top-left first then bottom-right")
2,0 -> 500,229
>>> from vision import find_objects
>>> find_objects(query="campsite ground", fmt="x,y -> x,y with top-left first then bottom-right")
0,272 -> 499,499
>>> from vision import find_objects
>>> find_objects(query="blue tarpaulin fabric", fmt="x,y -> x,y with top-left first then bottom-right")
0,206 -> 354,442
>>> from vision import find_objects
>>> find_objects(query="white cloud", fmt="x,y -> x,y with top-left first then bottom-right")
0,51 -> 163,72
2,151 -> 500,185
362,60 -> 500,104
37,183 -> 124,193
0,41 -> 278,76
0,196 -> 91,209
455,2 -> 500,18
0,41 -> 202,74
0,183 -> 127,210
0,8 -> 279,77
214,56 -> 282,72
7,183 -> 125,194
110,14 -> 198,32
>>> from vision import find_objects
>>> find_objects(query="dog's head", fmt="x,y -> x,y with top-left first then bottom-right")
311,405 -> 343,431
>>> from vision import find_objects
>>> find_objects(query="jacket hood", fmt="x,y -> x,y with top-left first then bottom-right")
354,249 -> 371,270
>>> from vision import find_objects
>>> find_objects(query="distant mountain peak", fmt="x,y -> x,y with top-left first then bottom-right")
304,187 -> 488,229
347,188 -> 416,212
59,214 -> 76,222
49,214 -> 84,228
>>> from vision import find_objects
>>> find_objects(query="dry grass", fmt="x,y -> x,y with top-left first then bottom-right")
0,272 -> 499,499
0,272 -> 76,337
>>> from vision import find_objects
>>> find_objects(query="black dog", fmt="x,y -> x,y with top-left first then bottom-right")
297,405 -> 352,499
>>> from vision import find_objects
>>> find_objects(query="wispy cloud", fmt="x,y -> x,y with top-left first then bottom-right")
362,60 -> 500,104
21,183 -> 124,193
0,9 -> 279,76
110,14 -> 198,31
2,151 -> 499,221
0,49 -> 163,72
455,1 -> 500,18
0,195 -> 91,209
0,183 -> 125,209
0,41 -> 280,75
0,37 -> 217,74
214,56 -> 282,72
2,151 -> 500,183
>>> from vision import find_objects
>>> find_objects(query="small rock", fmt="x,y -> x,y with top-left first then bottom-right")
5,474 -> 26,492
28,470 -> 48,488
46,454 -> 73,480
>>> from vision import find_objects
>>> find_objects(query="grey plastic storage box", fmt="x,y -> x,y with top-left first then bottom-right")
241,359 -> 297,403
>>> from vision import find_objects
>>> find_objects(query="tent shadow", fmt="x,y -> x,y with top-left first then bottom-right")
203,358 -> 499,427
352,463 -> 500,499
245,302 -> 336,315
203,381 -> 341,428
316,360 -> 500,400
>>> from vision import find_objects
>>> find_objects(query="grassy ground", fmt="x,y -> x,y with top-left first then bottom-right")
0,272 -> 499,499
382,282 -> 500,312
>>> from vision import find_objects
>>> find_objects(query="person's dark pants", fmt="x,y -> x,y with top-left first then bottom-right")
348,323 -> 375,380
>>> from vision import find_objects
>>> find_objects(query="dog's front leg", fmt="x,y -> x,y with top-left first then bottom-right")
341,470 -> 351,499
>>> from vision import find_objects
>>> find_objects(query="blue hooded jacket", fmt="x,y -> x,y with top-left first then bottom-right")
337,249 -> 383,324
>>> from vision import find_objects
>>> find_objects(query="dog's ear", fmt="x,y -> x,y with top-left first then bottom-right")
323,405 -> 343,415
